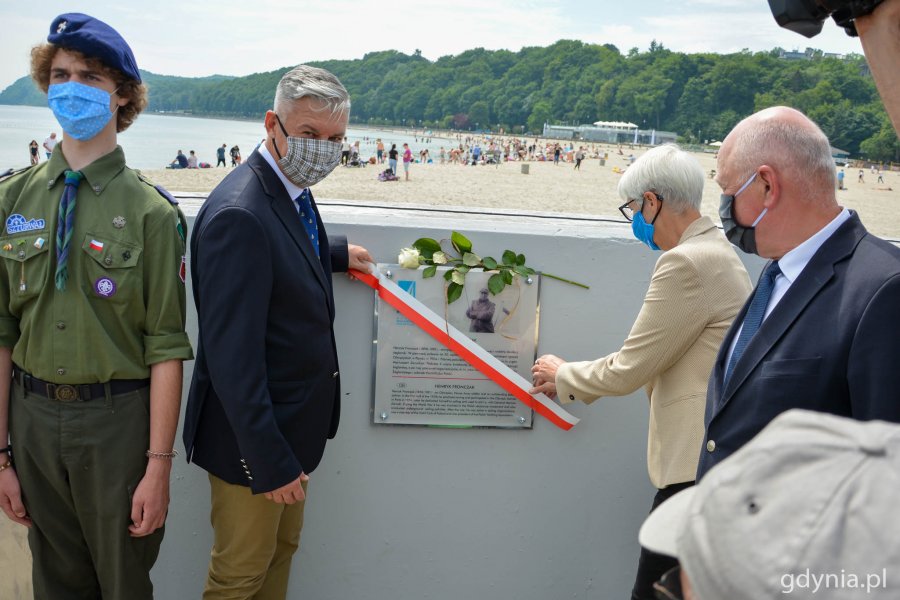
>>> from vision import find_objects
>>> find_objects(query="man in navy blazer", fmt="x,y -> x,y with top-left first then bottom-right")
183,65 -> 372,599
698,106 -> 900,479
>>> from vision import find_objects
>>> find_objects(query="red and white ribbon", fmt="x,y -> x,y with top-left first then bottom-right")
351,266 -> 579,431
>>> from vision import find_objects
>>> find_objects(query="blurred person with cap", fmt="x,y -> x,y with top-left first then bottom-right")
699,106 -> 900,480
640,408 -> 900,600
531,144 -> 751,600
0,13 -> 192,599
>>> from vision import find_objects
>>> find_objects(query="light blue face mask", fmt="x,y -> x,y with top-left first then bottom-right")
631,196 -> 663,251
48,81 -> 118,141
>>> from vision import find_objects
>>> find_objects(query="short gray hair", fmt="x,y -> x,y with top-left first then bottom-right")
274,65 -> 351,117
617,144 -> 704,213
728,110 -> 835,195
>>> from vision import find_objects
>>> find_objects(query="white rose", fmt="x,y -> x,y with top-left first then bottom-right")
398,247 -> 421,269
432,251 -> 448,265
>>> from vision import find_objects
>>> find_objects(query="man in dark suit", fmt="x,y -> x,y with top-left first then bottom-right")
698,106 -> 900,480
183,65 -> 372,600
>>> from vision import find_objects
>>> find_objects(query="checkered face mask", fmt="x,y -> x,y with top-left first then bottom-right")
273,114 -> 342,187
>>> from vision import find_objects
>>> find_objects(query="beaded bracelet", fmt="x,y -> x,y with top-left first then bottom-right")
0,460 -> 11,473
145,449 -> 178,460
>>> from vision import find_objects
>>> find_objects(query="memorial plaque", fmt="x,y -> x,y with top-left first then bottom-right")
372,265 -> 540,428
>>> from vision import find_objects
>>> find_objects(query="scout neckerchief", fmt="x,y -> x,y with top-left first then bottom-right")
55,169 -> 83,290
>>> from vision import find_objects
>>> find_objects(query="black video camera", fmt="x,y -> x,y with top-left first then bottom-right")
768,0 -> 884,37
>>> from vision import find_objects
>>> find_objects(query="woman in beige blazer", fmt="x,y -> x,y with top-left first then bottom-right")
531,144 -> 752,600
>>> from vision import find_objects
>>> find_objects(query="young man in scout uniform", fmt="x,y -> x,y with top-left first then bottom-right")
0,13 -> 192,599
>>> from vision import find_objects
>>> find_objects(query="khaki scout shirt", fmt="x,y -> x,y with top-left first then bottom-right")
0,144 -> 193,383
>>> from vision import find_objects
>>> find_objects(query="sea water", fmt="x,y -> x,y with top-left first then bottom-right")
0,104 -> 456,172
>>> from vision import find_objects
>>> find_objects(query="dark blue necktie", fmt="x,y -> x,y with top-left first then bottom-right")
295,188 -> 319,257
723,261 -> 781,388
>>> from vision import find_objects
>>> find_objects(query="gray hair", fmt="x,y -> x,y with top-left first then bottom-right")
617,144 -> 704,213
728,109 -> 835,195
274,65 -> 351,117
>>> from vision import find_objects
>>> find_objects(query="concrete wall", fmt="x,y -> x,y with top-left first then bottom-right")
151,199 -> 766,600
0,200 -> 762,599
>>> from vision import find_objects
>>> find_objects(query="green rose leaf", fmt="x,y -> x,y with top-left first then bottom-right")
413,237 -> 442,260
502,270 -> 513,285
451,231 -> 473,255
516,253 -> 526,266
422,265 -> 438,278
462,252 -> 481,267
482,256 -> 498,270
502,250 -> 517,266
488,273 -> 506,295
513,265 -> 531,277
456,265 -> 470,274
451,269 -> 467,285
447,282 -> 463,303
443,269 -> 454,282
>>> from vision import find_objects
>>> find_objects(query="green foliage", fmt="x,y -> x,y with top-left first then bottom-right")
860,119 -> 900,162
403,231 -> 539,303
1,40 -> 892,158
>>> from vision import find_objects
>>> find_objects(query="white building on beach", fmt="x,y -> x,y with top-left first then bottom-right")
543,121 -> 677,145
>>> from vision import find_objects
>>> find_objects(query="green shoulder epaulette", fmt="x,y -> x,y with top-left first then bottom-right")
136,172 -> 179,207
0,165 -> 36,185
136,172 -> 186,242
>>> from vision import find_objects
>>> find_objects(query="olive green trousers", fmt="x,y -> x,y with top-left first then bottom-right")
9,381 -> 161,600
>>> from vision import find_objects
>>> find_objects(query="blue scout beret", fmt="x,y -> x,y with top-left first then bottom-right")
47,13 -> 141,83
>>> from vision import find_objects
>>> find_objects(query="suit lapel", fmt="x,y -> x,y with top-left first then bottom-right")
715,213 -> 866,414
250,153 -> 330,299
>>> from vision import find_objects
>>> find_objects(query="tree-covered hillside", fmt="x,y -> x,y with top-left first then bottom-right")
0,71 -> 234,112
2,41 -> 896,161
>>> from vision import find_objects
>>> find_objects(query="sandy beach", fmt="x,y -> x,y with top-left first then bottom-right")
140,144 -> 900,241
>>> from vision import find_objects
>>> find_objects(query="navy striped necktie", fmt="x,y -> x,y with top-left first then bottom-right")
723,261 -> 781,388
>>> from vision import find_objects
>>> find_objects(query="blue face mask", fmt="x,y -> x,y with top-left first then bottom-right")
48,81 -> 118,141
632,212 -> 660,250
631,197 -> 662,250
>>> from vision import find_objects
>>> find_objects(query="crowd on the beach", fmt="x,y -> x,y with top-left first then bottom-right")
166,143 -> 244,169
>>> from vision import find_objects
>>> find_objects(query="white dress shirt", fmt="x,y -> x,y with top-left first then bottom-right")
725,208 -> 851,367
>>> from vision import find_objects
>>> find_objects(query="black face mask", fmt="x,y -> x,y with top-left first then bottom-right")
719,172 -> 767,255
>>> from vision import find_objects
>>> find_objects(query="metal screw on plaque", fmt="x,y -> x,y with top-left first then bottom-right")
385,270 -> 393,279
526,277 -> 533,285
380,412 -> 388,421
517,416 -> 527,424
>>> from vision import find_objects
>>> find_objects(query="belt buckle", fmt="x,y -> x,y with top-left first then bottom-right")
48,384 -> 79,402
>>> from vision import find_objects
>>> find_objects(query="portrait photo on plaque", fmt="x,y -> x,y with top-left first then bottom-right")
372,265 -> 540,428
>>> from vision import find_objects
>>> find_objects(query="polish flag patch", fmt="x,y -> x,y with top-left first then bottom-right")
89,239 -> 104,251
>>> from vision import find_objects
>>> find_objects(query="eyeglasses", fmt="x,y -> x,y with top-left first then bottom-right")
653,566 -> 684,600
619,194 -> 664,223
619,199 -> 638,222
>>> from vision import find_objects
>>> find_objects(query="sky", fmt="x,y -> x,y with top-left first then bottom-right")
0,0 -> 869,93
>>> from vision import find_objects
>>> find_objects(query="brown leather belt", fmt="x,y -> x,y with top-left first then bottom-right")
12,367 -> 149,402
